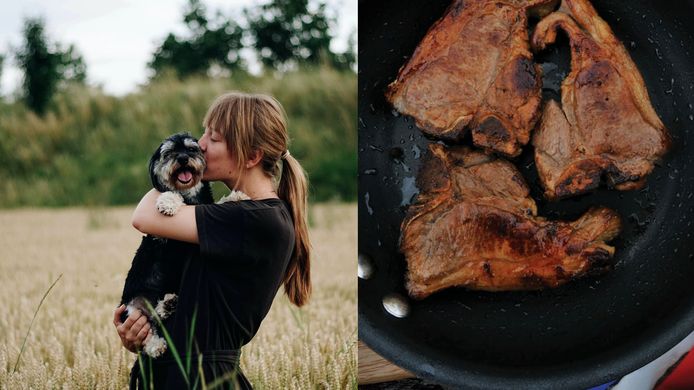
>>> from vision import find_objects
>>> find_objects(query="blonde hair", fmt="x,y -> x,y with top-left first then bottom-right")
203,92 -> 311,307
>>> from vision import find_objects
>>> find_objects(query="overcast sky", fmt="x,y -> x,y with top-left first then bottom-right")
0,0 -> 357,96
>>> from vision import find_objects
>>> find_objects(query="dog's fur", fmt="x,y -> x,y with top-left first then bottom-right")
119,132 -> 213,358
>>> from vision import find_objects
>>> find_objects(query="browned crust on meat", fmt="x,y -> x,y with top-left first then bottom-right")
401,145 -> 621,299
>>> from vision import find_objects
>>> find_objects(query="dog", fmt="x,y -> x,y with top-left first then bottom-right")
119,132 -> 212,358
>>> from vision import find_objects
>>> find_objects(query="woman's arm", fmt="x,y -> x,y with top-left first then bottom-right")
131,189 -> 199,243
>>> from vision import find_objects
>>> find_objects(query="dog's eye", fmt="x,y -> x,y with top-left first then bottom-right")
187,146 -> 197,152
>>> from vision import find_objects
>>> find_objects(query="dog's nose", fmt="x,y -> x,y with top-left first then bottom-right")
177,156 -> 189,165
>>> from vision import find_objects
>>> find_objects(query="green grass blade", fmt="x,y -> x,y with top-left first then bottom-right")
205,368 -> 240,389
288,305 -> 305,332
12,273 -> 62,373
197,353 -> 205,390
144,299 -> 189,386
135,353 -> 148,389
186,306 -> 198,375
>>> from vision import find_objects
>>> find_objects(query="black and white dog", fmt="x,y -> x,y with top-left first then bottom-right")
119,132 -> 212,358
120,132 -> 250,357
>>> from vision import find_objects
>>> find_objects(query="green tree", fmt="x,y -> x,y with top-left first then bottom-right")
149,0 -> 244,79
15,17 -> 87,114
58,44 -> 87,83
15,18 -> 60,114
245,0 -> 354,71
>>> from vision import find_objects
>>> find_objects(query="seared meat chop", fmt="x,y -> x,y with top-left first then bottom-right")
532,0 -> 670,200
400,144 -> 621,299
386,0 -> 558,157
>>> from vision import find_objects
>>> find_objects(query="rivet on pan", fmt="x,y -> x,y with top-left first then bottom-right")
383,293 -> 410,318
358,253 -> 374,279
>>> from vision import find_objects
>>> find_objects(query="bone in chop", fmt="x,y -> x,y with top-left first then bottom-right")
386,0 -> 557,157
531,0 -> 670,200
400,144 -> 621,299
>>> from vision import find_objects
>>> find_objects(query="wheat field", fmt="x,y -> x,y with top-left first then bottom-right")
0,203 -> 357,389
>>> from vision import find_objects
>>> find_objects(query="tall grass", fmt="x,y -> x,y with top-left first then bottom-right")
0,67 -> 356,207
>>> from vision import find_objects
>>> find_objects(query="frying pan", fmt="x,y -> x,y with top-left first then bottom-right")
358,0 -> 694,388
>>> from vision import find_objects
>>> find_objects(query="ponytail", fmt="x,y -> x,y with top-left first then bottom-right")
278,154 -> 311,307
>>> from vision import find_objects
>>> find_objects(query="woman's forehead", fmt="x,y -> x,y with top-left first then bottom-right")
205,127 -> 222,135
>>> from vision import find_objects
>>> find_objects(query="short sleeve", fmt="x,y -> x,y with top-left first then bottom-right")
195,203 -> 244,261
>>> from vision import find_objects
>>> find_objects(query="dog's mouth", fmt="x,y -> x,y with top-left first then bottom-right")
175,168 -> 195,185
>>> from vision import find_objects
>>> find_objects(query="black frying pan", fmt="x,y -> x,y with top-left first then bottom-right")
358,1 -> 694,388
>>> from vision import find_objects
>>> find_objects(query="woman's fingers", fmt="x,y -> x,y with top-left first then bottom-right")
116,310 -> 135,338
120,309 -> 140,331
136,323 -> 151,343
127,314 -> 149,342
113,304 -> 126,326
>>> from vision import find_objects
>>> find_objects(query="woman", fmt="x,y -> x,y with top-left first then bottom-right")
112,92 -> 311,389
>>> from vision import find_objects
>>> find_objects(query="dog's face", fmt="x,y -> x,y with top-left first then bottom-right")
149,133 -> 206,192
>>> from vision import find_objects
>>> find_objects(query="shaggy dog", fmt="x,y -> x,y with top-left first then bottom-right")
119,132 -> 211,357
119,132 -> 251,358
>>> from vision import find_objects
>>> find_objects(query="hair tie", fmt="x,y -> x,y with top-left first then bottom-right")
282,150 -> 291,160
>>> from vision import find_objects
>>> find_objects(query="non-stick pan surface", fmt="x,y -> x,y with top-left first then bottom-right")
358,1 -> 694,388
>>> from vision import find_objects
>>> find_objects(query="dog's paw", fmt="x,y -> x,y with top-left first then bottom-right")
156,191 -> 184,215
155,293 -> 178,320
143,333 -> 167,358
218,190 -> 251,203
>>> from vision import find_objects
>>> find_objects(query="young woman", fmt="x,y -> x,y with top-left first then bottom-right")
112,92 -> 311,389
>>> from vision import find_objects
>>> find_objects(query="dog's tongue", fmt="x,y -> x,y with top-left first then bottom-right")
178,171 -> 193,183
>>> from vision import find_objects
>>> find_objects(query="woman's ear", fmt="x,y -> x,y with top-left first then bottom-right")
245,150 -> 264,168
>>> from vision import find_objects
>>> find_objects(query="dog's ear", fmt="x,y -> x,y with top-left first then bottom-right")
149,143 -> 167,192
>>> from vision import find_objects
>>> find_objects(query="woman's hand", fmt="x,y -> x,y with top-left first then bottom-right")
113,304 -> 152,353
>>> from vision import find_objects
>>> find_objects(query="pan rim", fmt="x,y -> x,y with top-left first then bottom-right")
359,301 -> 694,388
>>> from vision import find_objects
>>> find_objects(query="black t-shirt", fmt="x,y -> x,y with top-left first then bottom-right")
169,198 -> 295,353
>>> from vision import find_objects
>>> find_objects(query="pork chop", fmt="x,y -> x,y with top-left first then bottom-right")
386,0 -> 558,157
401,144 -> 621,299
531,0 -> 671,200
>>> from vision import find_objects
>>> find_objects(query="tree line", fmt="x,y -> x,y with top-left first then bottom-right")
1,0 -> 356,115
